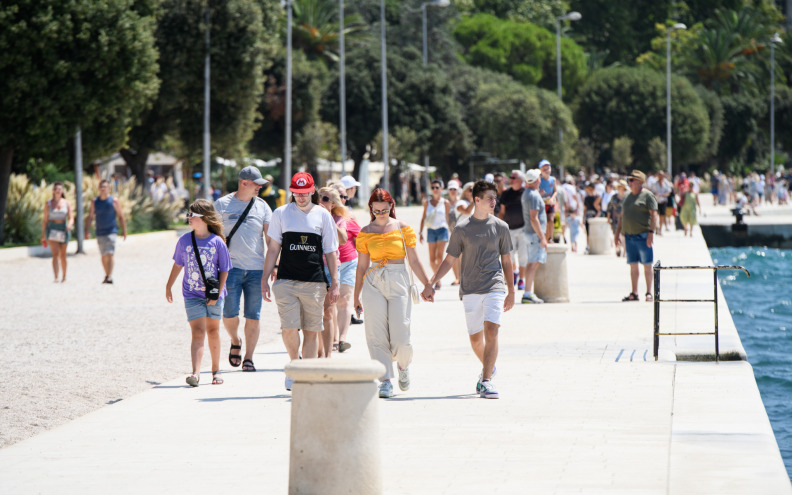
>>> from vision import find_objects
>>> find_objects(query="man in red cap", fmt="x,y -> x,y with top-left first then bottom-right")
262,173 -> 340,390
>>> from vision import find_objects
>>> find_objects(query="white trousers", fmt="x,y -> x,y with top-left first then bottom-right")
361,263 -> 414,381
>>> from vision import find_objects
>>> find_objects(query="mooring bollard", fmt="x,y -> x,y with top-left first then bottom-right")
285,359 -> 386,495
587,217 -> 614,255
534,243 -> 570,303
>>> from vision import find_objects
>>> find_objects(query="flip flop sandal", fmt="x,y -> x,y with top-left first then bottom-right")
186,374 -> 199,387
645,292 -> 654,302
242,359 -> 256,372
212,372 -> 224,385
228,341 -> 242,367
622,292 -> 639,302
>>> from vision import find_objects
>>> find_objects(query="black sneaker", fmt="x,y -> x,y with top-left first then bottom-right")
350,315 -> 363,325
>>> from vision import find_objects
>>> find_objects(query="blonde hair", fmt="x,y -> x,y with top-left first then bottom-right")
189,199 -> 226,243
318,186 -> 346,217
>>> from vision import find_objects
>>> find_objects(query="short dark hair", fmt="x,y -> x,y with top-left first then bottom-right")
472,180 -> 497,199
99,179 -> 110,187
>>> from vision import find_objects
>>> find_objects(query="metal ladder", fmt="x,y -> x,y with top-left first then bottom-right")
653,262 -> 750,362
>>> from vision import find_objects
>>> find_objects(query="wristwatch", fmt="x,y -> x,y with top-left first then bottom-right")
648,230 -> 655,233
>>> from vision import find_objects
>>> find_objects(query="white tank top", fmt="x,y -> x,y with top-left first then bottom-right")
426,199 -> 449,230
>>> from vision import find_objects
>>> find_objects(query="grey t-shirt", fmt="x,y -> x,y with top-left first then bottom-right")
522,188 -> 547,235
446,215 -> 513,297
214,194 -> 272,270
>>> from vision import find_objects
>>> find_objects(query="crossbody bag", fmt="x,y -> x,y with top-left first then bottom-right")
191,232 -> 220,300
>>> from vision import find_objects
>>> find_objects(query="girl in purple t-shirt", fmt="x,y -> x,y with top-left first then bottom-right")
166,199 -> 232,387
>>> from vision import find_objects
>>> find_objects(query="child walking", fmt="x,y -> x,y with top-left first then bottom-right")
166,199 -> 232,387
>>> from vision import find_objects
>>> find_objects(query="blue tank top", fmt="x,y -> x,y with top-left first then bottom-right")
94,196 -> 117,236
539,176 -> 555,200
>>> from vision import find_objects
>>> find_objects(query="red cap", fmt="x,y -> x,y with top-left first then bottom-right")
289,172 -> 315,194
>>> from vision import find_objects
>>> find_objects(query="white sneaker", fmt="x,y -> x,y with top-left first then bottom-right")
521,292 -> 544,304
397,366 -> 410,391
285,375 -> 294,391
378,380 -> 394,398
476,366 -> 497,393
479,380 -> 499,399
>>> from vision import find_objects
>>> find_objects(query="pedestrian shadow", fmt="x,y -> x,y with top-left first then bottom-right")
222,368 -> 284,373
197,395 -> 291,402
385,393 -> 478,401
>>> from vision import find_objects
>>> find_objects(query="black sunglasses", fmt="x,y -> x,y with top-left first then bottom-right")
340,195 -> 348,200
321,195 -> 331,203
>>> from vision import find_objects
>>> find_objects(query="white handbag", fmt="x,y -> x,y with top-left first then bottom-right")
398,226 -> 421,305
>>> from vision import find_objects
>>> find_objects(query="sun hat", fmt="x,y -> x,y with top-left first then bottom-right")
340,175 -> 361,189
628,170 -> 647,183
238,166 -> 267,185
524,169 -> 541,184
289,172 -> 315,193
484,173 -> 495,183
616,179 -> 629,189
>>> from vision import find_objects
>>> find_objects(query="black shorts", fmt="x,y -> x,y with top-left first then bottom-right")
658,203 -> 668,216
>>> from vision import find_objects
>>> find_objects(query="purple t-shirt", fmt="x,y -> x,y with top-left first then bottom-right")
172,232 -> 232,300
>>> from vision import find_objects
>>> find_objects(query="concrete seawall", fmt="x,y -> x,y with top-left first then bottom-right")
0,205 -> 789,493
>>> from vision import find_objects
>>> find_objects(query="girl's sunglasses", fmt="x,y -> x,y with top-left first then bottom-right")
371,208 -> 391,215
321,196 -> 331,203
186,212 -> 204,218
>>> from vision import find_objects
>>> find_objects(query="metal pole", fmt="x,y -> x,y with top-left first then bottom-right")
285,0 -> 293,189
380,0 -> 389,188
74,127 -> 85,254
556,18 -> 564,180
339,0 -> 347,173
422,4 -> 429,197
771,40 -> 776,178
666,29 -> 672,178
203,5 -> 211,200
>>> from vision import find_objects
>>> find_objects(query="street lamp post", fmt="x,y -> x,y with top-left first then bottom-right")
380,0 -> 389,188
339,0 -> 347,174
770,32 -> 783,178
555,11 -> 581,180
666,23 -> 686,178
283,0 -> 293,190
203,5 -> 211,199
421,0 -> 449,193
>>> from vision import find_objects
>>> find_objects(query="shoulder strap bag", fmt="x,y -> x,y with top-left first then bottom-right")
225,197 -> 256,249
398,227 -> 421,305
191,232 -> 221,300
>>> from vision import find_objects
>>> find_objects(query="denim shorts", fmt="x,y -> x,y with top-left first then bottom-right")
427,227 -> 449,243
185,297 -> 224,322
324,259 -> 358,287
625,233 -> 654,265
223,268 -> 263,320
525,232 -> 547,264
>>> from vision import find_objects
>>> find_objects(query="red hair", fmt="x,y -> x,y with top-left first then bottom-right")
368,188 -> 397,221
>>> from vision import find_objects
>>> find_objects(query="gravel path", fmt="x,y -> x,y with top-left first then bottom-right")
0,230 -> 280,448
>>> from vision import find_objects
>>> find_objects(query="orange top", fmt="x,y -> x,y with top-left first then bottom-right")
356,226 -> 417,260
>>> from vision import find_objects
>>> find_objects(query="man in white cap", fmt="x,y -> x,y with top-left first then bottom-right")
340,175 -> 361,207
214,166 -> 273,372
521,169 -> 547,304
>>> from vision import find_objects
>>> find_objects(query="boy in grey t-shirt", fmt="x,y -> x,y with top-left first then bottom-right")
424,180 -> 515,399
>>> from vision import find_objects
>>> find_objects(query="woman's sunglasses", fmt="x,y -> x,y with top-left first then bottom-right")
321,196 -> 331,203
186,212 -> 204,218
431,186 -> 441,190
372,208 -> 391,215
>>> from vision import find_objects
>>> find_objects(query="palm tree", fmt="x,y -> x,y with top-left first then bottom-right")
290,0 -> 368,63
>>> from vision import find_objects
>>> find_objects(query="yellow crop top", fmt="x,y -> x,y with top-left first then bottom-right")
356,226 -> 417,260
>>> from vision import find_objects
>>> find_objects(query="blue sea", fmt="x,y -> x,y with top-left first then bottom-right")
710,247 -> 792,479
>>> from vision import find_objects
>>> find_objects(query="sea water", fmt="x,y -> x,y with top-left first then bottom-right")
710,247 -> 792,479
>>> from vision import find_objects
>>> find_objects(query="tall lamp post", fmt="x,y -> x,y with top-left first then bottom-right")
421,0 -> 449,193
203,5 -> 211,199
770,32 -> 783,178
339,0 -> 347,174
282,0 -> 293,190
380,0 -> 389,187
555,11 -> 581,180
666,23 -> 686,178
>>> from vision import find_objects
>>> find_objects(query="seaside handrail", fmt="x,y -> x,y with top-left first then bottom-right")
653,262 -> 750,362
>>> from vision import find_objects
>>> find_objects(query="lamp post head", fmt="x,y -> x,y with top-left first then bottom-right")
671,23 -> 686,31
428,0 -> 450,6
772,32 -> 783,44
558,11 -> 581,22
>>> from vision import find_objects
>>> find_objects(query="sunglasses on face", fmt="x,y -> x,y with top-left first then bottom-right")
371,208 -> 391,215
321,196 -> 331,203
340,195 -> 348,200
186,212 -> 204,218
431,186 -> 441,190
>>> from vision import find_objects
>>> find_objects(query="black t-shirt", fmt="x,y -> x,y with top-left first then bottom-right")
499,187 -> 525,229
278,231 -> 327,284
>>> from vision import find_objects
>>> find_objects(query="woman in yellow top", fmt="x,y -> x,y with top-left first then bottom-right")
354,188 -> 434,398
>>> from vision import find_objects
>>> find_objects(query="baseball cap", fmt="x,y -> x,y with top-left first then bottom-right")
448,181 -> 460,190
239,166 -> 267,185
524,169 -> 541,184
340,175 -> 361,189
289,172 -> 315,193
628,170 -> 647,183
538,159 -> 551,169
484,173 -> 495,183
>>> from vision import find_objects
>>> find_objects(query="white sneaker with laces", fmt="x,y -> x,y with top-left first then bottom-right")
378,380 -> 394,398
479,380 -> 499,399
397,366 -> 410,391
521,292 -> 544,304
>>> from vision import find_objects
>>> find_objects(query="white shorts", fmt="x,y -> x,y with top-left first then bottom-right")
462,292 -> 506,335
509,228 -> 529,267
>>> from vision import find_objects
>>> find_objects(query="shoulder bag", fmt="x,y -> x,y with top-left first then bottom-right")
191,232 -> 220,300
225,198 -> 256,249
398,226 -> 421,305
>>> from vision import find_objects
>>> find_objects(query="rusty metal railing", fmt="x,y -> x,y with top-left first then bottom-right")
653,262 -> 750,362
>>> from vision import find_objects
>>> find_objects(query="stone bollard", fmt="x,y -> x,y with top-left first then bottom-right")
534,243 -> 570,303
587,217 -> 614,255
285,359 -> 386,495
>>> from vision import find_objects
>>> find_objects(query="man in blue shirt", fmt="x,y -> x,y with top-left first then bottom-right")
86,179 -> 127,284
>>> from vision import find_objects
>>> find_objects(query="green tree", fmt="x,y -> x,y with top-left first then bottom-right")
0,0 -> 160,245
574,67 -> 710,171
292,0 -> 368,62
716,93 -> 765,170
121,0 -> 278,185
453,14 -> 586,98
610,136 -> 634,171
455,0 -> 568,30
647,137 -> 666,171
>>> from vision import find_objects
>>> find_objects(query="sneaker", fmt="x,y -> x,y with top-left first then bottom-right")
476,366 -> 497,393
513,272 -> 518,285
479,380 -> 499,399
378,380 -> 394,398
521,292 -> 544,304
397,366 -> 410,391
517,279 -> 525,290
285,375 -> 295,391
338,341 -> 351,353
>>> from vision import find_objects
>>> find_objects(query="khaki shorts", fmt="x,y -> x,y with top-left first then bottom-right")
272,279 -> 327,332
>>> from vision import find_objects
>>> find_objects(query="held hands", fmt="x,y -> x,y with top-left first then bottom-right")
421,283 -> 435,302
419,232 -> 425,244
262,281 -> 272,302
207,299 -> 218,306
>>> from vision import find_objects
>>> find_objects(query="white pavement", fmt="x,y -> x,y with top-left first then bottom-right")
1,206 -> 790,494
